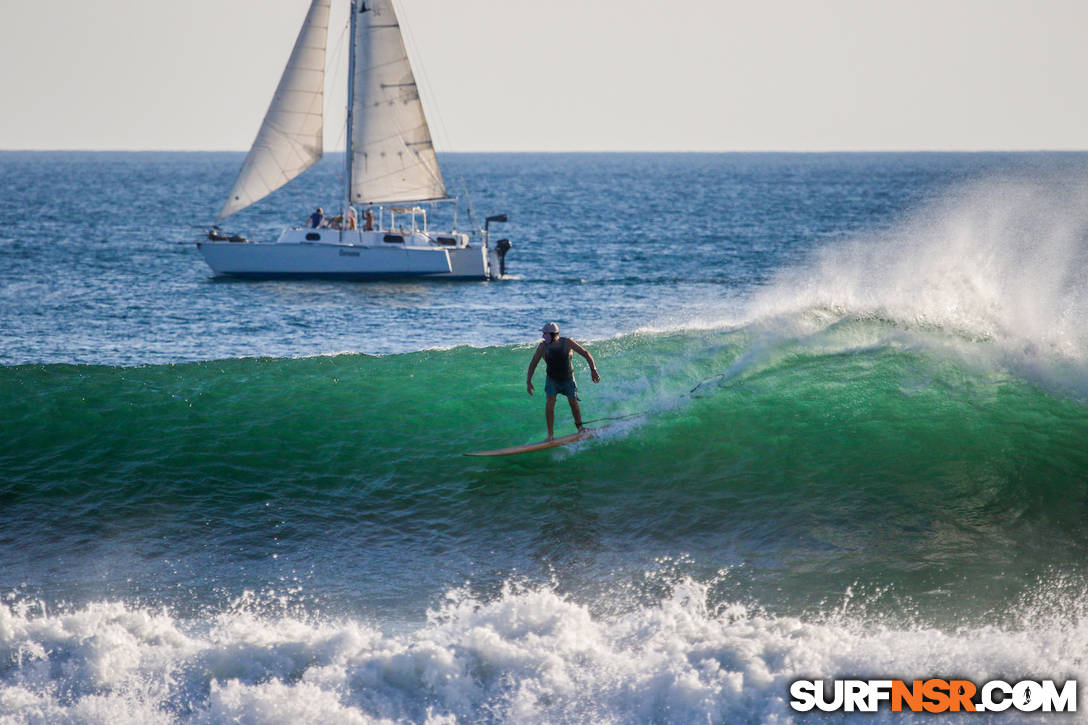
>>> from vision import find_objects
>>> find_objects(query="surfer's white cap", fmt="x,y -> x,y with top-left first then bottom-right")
541,322 -> 560,334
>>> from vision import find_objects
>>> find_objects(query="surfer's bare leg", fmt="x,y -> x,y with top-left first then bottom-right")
545,395 -> 556,440
569,397 -> 584,430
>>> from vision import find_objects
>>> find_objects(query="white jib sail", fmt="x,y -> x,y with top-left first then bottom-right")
350,0 -> 447,205
218,0 -> 332,220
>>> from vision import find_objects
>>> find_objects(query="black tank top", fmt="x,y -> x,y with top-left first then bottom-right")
544,338 -> 573,382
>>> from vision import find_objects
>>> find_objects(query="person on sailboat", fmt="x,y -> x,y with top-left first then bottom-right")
309,208 -> 324,229
363,208 -> 374,232
526,322 -> 600,441
347,207 -> 358,230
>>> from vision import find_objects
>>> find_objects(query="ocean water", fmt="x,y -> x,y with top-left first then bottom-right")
2,151 -> 1088,723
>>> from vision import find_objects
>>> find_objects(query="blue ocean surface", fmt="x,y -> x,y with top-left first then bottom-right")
2,151 -> 1088,722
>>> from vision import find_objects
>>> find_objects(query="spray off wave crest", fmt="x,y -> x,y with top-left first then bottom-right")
740,174 -> 1088,393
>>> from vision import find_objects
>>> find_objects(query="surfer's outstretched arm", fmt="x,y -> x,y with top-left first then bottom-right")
526,343 -> 545,395
568,339 -> 601,383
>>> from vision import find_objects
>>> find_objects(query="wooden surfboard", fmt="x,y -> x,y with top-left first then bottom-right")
464,427 -> 599,457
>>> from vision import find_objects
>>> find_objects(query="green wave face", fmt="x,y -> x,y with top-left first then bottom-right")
3,318 -> 1087,614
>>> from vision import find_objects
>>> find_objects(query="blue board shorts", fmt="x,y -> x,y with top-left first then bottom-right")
545,377 -> 579,400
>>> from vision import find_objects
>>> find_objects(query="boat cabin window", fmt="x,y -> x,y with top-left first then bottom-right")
437,237 -> 457,246
383,234 -> 404,244
305,232 -> 321,241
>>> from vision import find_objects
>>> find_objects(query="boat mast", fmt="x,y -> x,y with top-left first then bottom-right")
344,0 -> 358,230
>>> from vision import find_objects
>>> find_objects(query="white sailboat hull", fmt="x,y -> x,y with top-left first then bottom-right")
198,228 -> 492,280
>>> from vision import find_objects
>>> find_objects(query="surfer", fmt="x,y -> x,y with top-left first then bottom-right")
526,322 -> 600,441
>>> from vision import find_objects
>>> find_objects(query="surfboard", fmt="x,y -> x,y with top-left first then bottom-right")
464,428 -> 598,457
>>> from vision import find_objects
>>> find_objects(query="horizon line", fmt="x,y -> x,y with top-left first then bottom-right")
3,147 -> 1088,154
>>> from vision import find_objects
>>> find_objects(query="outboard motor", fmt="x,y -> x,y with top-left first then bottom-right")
485,214 -> 510,277
495,239 -> 512,276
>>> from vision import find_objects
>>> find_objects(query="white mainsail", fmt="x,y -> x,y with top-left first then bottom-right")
219,0 -> 332,220
349,0 -> 447,205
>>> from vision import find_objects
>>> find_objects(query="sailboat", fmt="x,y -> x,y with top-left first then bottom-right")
197,0 -> 511,280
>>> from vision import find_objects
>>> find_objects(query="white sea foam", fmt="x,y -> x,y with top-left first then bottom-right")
2,580 -> 1085,724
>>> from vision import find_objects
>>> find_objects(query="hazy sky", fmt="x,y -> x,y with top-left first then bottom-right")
2,0 -> 1086,152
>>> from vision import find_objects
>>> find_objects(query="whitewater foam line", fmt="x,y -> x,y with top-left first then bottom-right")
2,581 -> 1085,724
